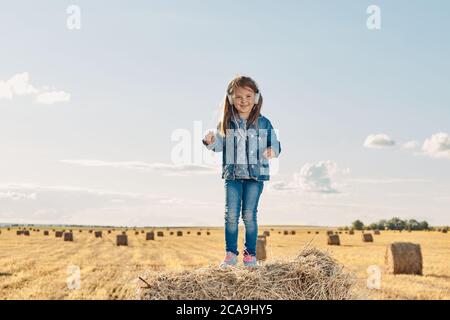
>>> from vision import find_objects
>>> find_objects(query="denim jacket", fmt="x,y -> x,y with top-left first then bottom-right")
204,115 -> 281,181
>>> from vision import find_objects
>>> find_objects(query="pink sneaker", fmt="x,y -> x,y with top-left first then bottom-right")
219,252 -> 237,269
243,252 -> 258,267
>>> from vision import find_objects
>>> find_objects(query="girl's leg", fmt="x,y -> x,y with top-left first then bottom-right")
241,180 -> 264,256
224,179 -> 243,256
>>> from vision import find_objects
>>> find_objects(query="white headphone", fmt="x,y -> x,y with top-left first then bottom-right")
227,91 -> 260,106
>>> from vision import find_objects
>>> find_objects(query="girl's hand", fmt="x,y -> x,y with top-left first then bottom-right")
263,147 -> 276,159
203,131 -> 215,146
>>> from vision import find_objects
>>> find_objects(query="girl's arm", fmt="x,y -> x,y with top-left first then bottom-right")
266,120 -> 281,158
202,126 -> 224,153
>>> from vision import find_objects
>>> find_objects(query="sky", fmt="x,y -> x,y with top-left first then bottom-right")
1,0 -> 449,227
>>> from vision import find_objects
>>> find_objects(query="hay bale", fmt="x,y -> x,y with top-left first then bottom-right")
95,231 -> 102,238
146,232 -> 155,240
197,232 -> 201,236
141,230 -> 145,234
307,231 -> 311,234
89,230 -> 93,233
290,230 -> 296,235
348,230 -> 354,235
16,230 -> 23,235
385,242 -> 423,275
79,230 -> 82,233
442,229 -> 448,234
117,234 -> 128,246
283,230 -> 288,235
44,231 -> 49,236
122,231 -> 127,235
263,231 -> 270,237
187,231 -> 191,235
64,232 -> 74,242
170,232 -> 174,235
137,247 -> 354,300
374,230 -> 381,235
256,239 -> 267,261
55,231 -> 63,238
157,231 -> 164,237
362,233 -> 373,242
177,231 -> 183,237
135,231 -> 139,235
326,230 -> 334,235
23,230 -> 30,236
206,232 -> 210,235
257,235 -> 267,246
327,234 -> 340,246
108,230 -> 111,234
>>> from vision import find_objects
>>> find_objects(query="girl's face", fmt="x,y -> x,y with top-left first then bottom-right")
231,86 -> 256,117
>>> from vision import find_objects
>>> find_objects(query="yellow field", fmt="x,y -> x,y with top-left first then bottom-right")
0,227 -> 449,300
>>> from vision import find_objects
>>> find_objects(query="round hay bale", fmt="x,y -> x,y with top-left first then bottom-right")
348,230 -> 355,235
326,230 -> 334,235
362,233 -> 373,242
64,232 -> 73,242
206,231 -> 210,235
122,231 -> 127,235
385,242 -> 423,275
283,230 -> 288,235
263,230 -> 270,237
187,231 -> 191,235
442,229 -> 448,234
256,239 -> 267,261
16,230 -> 23,236
55,231 -> 63,238
257,235 -> 267,246
170,232 -> 174,235
79,230 -> 82,233
315,231 -> 319,234
23,230 -> 30,236
95,231 -> 102,238
141,230 -> 145,234
146,232 -> 155,241
290,230 -> 296,235
197,232 -> 201,236
135,231 -> 139,235
157,231 -> 164,237
177,231 -> 183,237
137,247 -> 354,300
108,230 -> 111,234
89,230 -> 93,233
44,231 -> 49,236
116,234 -> 128,246
327,234 -> 340,246
374,230 -> 381,235
307,231 -> 311,234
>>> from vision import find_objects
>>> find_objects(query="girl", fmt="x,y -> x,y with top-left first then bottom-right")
203,75 -> 281,268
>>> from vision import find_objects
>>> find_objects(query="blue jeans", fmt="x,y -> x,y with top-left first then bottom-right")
224,179 -> 264,256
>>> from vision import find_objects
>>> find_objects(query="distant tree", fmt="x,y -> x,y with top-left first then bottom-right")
367,223 -> 378,230
352,220 -> 364,231
419,221 -> 429,230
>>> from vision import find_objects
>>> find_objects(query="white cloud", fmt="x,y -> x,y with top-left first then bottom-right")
35,91 -> 71,105
295,160 -> 348,194
0,72 -> 70,104
422,132 -> 450,160
363,133 -> 395,148
0,191 -> 37,201
60,159 -> 218,176
401,140 -> 419,150
0,73 -> 39,99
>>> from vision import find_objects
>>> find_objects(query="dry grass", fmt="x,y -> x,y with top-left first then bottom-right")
0,227 -> 449,300
138,246 -> 355,300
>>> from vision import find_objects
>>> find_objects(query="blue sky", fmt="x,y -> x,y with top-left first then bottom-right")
1,1 -> 449,226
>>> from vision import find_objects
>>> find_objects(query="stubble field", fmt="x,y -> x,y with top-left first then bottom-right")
0,227 -> 449,300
